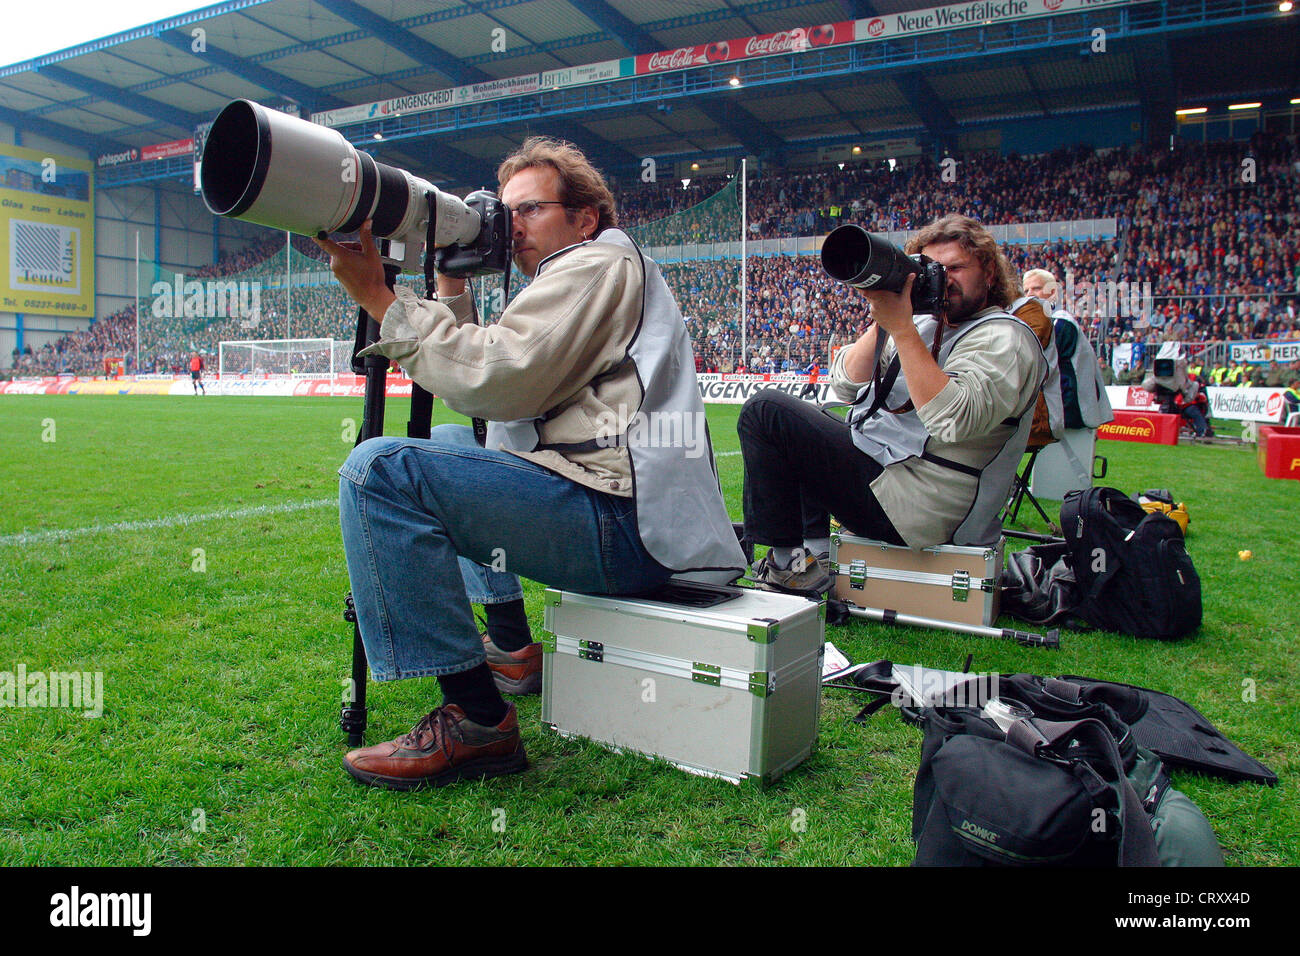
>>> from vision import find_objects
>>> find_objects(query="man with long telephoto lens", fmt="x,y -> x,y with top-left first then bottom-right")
738,214 -> 1047,594
315,138 -> 744,790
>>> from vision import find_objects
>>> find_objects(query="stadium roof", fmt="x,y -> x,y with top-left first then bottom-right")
1,0 -> 1296,189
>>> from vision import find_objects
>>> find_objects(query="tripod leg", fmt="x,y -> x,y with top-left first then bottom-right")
341,596 -> 368,746
339,273 -> 397,746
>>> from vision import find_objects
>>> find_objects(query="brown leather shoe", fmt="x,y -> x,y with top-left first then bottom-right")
482,633 -> 543,696
343,703 -> 527,790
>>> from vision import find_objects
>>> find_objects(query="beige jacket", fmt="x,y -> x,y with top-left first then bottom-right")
359,240 -> 647,496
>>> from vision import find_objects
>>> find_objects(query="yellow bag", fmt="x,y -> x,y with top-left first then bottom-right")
1138,495 -> 1190,535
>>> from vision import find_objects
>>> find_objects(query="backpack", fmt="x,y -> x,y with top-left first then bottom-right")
910,675 -> 1223,867
1059,487 -> 1202,640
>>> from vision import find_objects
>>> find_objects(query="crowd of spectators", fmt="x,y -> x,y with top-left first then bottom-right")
10,133 -> 1299,379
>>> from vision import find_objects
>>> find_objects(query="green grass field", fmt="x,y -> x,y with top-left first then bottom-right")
1,395 -> 1295,866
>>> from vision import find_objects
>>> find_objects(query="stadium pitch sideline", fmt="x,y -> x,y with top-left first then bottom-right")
0,497 -> 336,547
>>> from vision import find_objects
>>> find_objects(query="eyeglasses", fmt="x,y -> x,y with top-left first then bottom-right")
508,199 -> 570,221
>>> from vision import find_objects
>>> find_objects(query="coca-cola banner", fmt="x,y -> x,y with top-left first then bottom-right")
635,23 -> 854,75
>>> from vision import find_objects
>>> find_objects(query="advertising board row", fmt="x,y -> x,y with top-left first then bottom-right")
310,0 -> 1138,128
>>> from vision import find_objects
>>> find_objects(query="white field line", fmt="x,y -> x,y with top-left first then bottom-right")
0,498 -> 337,547
5,456 -> 743,548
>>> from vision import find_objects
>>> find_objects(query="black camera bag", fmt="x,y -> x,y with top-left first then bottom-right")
1002,487 -> 1201,640
912,707 -> 1161,866
1060,487 -> 1201,639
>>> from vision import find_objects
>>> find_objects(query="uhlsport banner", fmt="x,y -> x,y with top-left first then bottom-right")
0,144 -> 94,318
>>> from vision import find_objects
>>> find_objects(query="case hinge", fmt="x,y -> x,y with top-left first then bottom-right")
951,569 -> 970,602
692,661 -> 721,686
848,559 -> 868,590
748,671 -> 772,698
540,631 -> 556,653
578,639 -> 603,662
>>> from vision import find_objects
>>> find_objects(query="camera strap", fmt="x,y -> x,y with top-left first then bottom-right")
464,285 -> 488,447
872,310 -> 947,415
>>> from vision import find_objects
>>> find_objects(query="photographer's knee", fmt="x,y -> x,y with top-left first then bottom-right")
738,388 -> 786,436
340,436 -> 409,487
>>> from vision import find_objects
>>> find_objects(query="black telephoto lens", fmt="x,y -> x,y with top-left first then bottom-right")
821,225 -> 921,293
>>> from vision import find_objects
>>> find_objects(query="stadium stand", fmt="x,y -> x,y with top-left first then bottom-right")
15,134 -> 1296,381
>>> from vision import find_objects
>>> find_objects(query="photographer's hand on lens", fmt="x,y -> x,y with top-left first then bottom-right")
313,220 -> 397,320
859,273 -> 916,339
857,272 -> 950,409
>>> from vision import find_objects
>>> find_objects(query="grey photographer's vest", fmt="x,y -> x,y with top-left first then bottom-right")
846,307 -> 1043,547
1052,308 -> 1113,429
487,229 -> 746,584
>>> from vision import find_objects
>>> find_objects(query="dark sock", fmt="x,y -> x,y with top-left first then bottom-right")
485,599 -> 532,652
438,663 -> 509,727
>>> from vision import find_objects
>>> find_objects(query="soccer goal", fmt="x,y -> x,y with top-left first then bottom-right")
217,338 -> 349,388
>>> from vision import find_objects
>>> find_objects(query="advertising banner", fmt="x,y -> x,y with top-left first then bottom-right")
855,0 -> 1135,43
540,59 -> 630,91
696,373 -> 830,404
635,22 -> 854,76
312,76 -> 542,128
1107,384 -> 1287,422
311,1 -> 1143,130
1258,426 -> 1300,481
0,144 -> 94,318
1207,387 -> 1288,423
1229,340 -> 1300,364
1097,411 -> 1180,445
142,139 -> 194,162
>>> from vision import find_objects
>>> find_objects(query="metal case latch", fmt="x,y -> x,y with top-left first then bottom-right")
692,662 -> 721,686
849,559 -> 868,590
951,570 -> 970,603
579,640 -> 603,662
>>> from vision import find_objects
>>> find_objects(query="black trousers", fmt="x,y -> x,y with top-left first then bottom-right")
737,389 -> 905,548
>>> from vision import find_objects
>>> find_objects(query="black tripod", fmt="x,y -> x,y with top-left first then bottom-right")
337,221 -> 493,746
338,245 -> 439,747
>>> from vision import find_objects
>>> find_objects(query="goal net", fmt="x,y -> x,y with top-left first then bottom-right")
218,338 -> 345,383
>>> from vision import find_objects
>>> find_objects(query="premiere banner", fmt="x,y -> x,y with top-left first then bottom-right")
0,144 -> 94,317
1097,411 -> 1180,445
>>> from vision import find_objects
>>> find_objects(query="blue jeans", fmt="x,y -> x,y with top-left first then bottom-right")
338,424 -> 671,681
